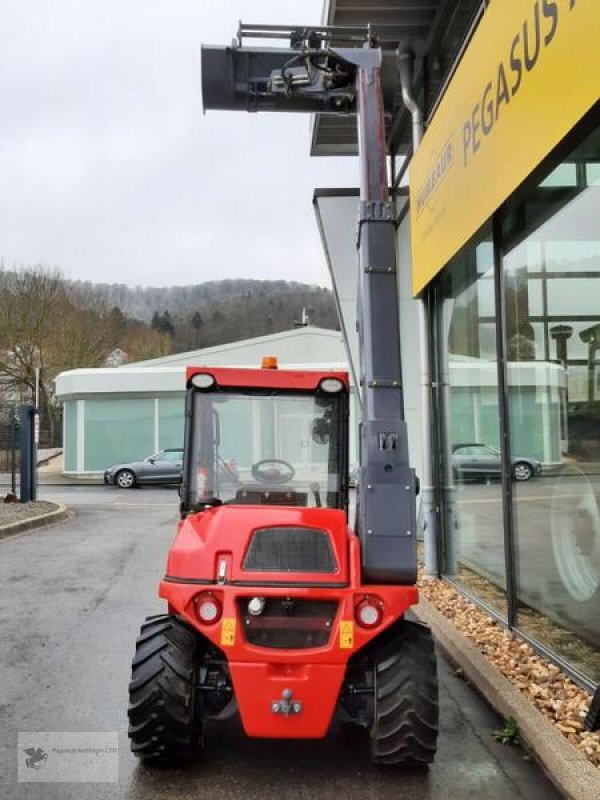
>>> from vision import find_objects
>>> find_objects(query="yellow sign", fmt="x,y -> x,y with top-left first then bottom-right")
339,620 -> 354,649
410,0 -> 600,295
220,617 -> 236,647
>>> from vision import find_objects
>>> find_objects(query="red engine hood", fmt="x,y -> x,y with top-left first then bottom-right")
165,505 -> 350,587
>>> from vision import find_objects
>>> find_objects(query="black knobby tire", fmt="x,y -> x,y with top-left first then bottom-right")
128,614 -> 201,763
370,620 -> 439,766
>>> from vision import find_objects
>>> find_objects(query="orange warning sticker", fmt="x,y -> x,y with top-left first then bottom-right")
339,620 -> 354,649
220,617 -> 236,647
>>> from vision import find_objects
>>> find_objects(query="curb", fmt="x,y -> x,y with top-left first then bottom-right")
414,595 -> 600,800
0,504 -> 69,541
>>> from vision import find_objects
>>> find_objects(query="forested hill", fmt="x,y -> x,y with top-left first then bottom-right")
69,278 -> 339,351
0,269 -> 341,432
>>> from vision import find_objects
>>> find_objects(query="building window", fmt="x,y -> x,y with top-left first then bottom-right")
63,401 -> 77,472
158,398 -> 185,450
433,113 -> 600,682
502,122 -> 600,682
435,225 -> 508,617
84,399 -> 154,471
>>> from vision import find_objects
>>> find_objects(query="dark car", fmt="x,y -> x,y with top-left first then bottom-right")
451,443 -> 541,482
104,449 -> 183,488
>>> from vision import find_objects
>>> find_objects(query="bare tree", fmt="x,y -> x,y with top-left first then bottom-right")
0,266 -> 122,443
50,285 -> 122,370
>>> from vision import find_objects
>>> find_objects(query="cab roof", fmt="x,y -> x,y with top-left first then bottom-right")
186,365 -> 349,391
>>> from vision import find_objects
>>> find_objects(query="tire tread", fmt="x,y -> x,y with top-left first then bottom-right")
370,620 -> 439,766
128,613 -> 200,763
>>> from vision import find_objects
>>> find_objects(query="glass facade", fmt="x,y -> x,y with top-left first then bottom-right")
436,228 -> 507,617
63,401 -> 77,472
158,398 -> 185,450
503,123 -> 600,682
63,396 -> 189,473
435,112 -> 600,684
83,399 -> 155,471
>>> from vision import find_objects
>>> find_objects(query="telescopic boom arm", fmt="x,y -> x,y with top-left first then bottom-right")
201,27 -> 417,583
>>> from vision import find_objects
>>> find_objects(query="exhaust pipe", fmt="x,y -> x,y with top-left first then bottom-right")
397,51 -> 438,580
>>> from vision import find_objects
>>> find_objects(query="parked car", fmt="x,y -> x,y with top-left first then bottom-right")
104,450 -> 240,489
451,443 -> 541,482
104,449 -> 184,488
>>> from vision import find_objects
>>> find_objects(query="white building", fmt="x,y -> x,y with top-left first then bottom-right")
55,326 -> 356,475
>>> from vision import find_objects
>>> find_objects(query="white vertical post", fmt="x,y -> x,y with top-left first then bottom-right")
398,51 -> 438,579
76,400 -> 85,473
154,398 -> 160,453
34,367 -> 40,444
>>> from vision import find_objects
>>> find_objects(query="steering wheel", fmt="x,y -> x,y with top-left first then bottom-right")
251,459 -> 296,485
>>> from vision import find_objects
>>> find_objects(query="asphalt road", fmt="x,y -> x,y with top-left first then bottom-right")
0,486 -> 562,800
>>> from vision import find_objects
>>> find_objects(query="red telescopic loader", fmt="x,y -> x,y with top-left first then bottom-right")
128,24 -> 439,766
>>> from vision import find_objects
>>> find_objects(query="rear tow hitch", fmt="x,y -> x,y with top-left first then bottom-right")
271,688 -> 302,716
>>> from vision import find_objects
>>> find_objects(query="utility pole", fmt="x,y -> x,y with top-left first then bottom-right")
9,405 -> 17,495
34,365 -> 41,446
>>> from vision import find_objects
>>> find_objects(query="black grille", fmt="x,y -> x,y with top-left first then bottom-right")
243,527 -> 336,573
239,598 -> 338,649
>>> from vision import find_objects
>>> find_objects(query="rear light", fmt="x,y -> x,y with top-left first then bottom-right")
355,595 -> 384,629
194,592 -> 222,624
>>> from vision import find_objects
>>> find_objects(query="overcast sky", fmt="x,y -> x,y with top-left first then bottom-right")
0,1 -> 356,288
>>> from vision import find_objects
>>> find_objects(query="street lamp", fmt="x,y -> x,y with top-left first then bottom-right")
579,323 -> 600,403
550,324 -> 573,368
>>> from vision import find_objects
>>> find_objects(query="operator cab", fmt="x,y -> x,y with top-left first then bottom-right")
180,363 -> 349,516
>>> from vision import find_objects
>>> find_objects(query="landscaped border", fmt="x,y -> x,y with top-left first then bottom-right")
0,503 -> 68,540
415,583 -> 600,800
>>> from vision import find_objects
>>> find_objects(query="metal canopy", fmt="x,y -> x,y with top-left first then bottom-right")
311,0 -> 482,156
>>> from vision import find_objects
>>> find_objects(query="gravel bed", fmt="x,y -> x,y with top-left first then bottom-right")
454,563 -> 600,681
0,500 -> 59,527
419,575 -> 600,768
